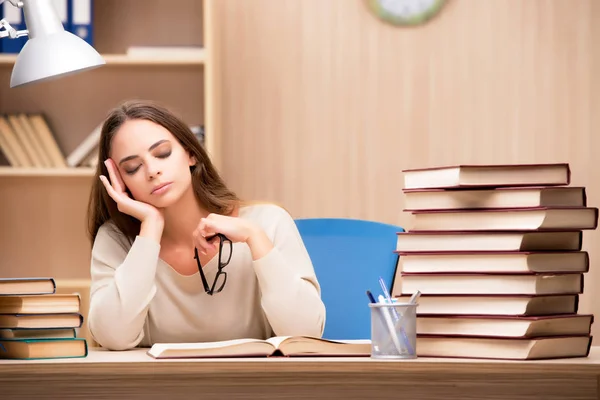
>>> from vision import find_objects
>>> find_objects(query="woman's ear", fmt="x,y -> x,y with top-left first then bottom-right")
189,154 -> 197,167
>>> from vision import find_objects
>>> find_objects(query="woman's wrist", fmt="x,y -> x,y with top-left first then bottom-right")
245,224 -> 274,261
140,215 -> 164,244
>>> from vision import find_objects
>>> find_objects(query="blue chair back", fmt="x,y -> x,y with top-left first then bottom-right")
295,218 -> 404,340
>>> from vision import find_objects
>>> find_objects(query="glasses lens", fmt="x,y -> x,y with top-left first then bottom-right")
220,240 -> 233,265
213,271 -> 227,293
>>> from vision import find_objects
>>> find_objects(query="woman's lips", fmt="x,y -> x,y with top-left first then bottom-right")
151,182 -> 172,194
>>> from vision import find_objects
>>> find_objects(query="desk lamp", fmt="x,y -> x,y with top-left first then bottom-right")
0,0 -> 105,87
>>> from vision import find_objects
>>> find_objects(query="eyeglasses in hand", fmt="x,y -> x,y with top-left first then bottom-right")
194,233 -> 233,295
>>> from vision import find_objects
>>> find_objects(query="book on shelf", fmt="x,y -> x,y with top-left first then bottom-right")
402,163 -> 570,190
28,114 -> 68,168
0,114 -> 67,168
7,114 -> 47,167
148,336 -> 371,359
66,122 -> 101,167
0,115 -> 31,167
415,335 -> 592,360
403,186 -> 587,211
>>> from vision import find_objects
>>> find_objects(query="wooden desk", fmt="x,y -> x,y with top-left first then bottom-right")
2,347 -> 600,400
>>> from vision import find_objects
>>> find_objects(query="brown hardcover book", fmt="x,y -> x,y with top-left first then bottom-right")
0,313 -> 83,329
395,251 -> 589,274
403,186 -> 587,211
395,272 -> 583,296
0,294 -> 81,314
0,328 -> 76,340
409,207 -> 598,232
416,314 -> 593,338
393,294 -> 579,316
0,337 -> 87,360
415,335 -> 592,360
0,278 -> 56,296
396,231 -> 582,252
402,163 -> 570,190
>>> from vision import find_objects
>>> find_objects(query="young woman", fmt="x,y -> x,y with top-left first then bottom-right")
86,100 -> 325,350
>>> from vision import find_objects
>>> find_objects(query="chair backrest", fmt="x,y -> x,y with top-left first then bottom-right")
295,218 -> 404,340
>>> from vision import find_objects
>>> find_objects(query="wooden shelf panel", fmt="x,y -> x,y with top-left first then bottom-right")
0,177 -> 93,280
0,51 -> 206,66
0,167 -> 95,177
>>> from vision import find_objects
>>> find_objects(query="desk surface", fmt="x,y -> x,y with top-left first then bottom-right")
2,346 -> 600,400
2,345 -> 600,373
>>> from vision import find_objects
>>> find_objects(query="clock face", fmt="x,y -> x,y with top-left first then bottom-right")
365,0 -> 447,26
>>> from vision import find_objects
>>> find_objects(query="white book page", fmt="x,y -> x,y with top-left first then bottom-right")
265,336 -> 370,349
265,336 -> 292,348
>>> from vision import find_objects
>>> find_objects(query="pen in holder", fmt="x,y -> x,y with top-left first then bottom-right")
368,300 -> 418,359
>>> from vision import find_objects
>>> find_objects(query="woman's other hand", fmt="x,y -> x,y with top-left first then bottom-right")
193,213 -> 273,260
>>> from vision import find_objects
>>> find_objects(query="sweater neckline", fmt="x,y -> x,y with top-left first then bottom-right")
158,252 -> 219,278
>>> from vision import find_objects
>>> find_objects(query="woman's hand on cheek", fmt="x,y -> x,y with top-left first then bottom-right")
192,213 -> 258,254
100,158 -> 163,224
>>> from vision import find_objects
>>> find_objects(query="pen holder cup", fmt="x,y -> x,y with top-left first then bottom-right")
369,302 -> 417,359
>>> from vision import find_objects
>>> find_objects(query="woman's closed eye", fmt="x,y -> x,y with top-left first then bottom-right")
156,150 -> 171,159
123,150 -> 171,175
124,165 -> 141,175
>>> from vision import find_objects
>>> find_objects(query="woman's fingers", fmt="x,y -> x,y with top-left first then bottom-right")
193,219 -> 217,254
193,232 -> 212,255
104,159 -> 126,194
110,160 -> 128,195
99,175 -> 121,202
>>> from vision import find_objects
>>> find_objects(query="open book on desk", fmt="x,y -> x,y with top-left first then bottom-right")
147,336 -> 371,359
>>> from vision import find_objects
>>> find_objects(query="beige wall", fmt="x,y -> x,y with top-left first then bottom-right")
210,0 -> 600,334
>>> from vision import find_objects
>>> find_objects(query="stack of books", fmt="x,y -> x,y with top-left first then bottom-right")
393,163 -> 596,360
0,277 -> 88,360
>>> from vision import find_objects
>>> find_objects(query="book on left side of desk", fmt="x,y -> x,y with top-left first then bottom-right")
0,277 -> 88,360
0,337 -> 88,360
148,336 -> 371,359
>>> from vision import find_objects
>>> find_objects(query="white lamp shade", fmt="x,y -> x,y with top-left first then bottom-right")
10,30 -> 106,88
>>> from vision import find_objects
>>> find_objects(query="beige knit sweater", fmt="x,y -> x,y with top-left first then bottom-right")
88,204 -> 326,350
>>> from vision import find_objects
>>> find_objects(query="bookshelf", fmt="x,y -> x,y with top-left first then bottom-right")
0,0 -> 218,299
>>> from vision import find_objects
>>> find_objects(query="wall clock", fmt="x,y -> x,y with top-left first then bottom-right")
365,0 -> 447,26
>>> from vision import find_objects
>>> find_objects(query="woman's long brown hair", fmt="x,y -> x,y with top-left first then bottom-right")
87,100 -> 239,245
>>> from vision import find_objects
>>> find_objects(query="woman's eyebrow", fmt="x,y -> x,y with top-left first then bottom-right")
118,140 -> 170,165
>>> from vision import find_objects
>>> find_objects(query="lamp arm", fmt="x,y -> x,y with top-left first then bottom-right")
0,0 -> 28,40
0,19 -> 28,39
